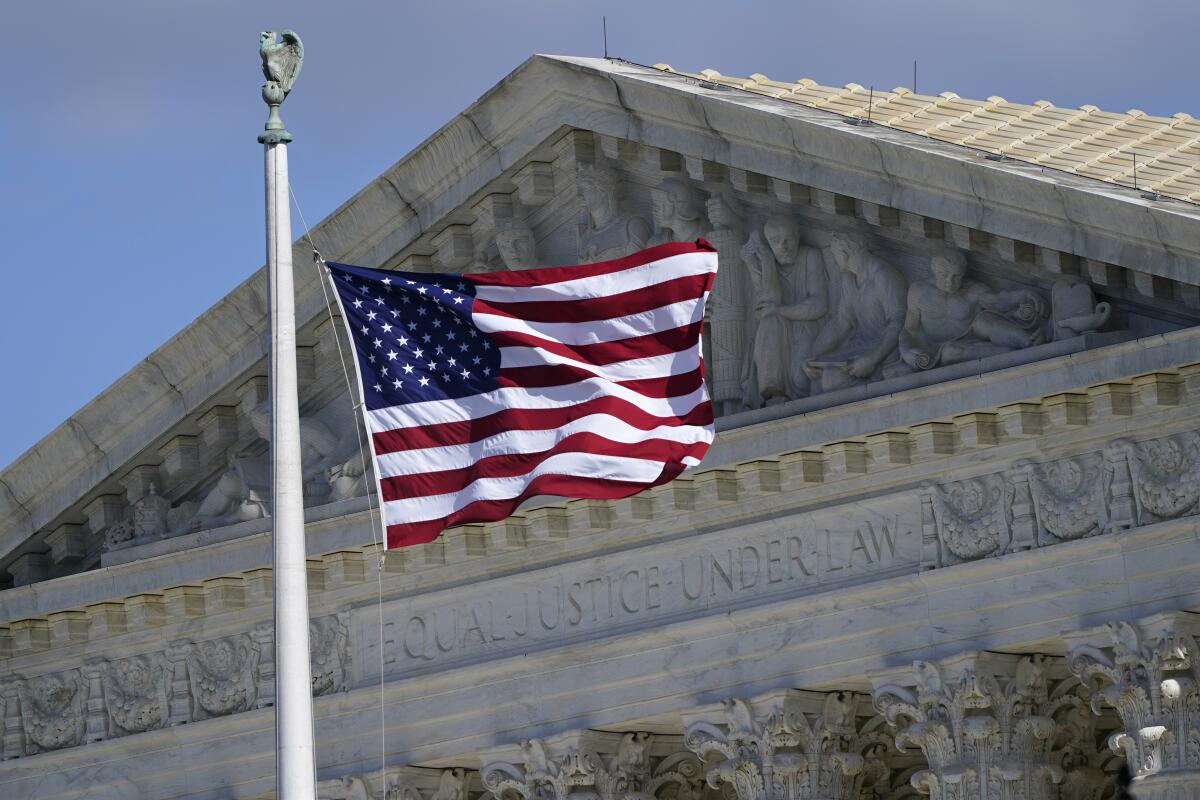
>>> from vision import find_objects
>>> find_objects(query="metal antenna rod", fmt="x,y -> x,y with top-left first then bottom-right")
867,86 -> 874,124
913,60 -> 917,94
603,16 -> 608,59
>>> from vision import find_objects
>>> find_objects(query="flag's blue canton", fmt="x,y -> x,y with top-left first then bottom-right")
326,262 -> 500,411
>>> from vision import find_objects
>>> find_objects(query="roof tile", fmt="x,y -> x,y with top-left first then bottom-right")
657,65 -> 1200,202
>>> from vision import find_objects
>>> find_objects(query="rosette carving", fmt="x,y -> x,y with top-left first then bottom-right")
103,654 -> 169,736
1027,454 -> 1106,542
872,653 -> 1073,800
682,690 -> 889,800
923,476 -> 1011,561
185,634 -> 259,720
1123,433 -> 1200,523
17,670 -> 86,752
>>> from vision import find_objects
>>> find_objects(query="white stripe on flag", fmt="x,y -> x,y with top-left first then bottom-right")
472,251 -> 716,303
366,379 -> 709,433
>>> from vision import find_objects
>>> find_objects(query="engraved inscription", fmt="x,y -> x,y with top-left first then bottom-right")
359,502 -> 918,678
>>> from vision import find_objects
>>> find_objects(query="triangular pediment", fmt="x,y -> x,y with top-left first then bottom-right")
3,54 -> 1200,585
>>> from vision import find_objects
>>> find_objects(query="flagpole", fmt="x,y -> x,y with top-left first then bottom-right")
258,31 -> 317,799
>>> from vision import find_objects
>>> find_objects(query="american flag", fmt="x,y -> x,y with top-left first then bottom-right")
326,240 -> 718,548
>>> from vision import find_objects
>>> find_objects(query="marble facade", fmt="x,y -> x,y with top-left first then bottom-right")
3,56 -> 1200,798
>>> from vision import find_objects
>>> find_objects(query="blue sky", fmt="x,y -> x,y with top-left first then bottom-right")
2,0 -> 1196,468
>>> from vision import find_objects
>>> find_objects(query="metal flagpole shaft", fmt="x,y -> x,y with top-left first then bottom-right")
258,31 -> 316,799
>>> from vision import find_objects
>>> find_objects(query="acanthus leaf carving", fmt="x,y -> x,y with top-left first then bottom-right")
871,654 -> 1076,800
682,690 -> 887,800
483,731 -> 703,800
1067,614 -> 1200,789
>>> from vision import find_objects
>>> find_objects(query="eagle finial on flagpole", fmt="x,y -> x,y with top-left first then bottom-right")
258,30 -> 304,143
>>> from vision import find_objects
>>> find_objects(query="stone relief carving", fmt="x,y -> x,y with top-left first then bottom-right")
682,691 -> 890,800
310,613 -> 350,697
318,775 -> 372,800
248,401 -> 366,507
898,249 -> 1047,373
483,732 -> 705,800
17,669 -> 86,753
191,451 -> 271,531
1051,277 -> 1111,341
873,654 -> 1095,800
649,178 -> 706,245
921,428 -> 1200,570
577,160 -> 651,263
1067,616 -> 1200,793
922,475 -> 1013,565
101,654 -> 170,737
495,220 -> 539,272
1025,453 -> 1108,544
185,634 -> 259,720
1113,432 -> 1200,525
742,217 -> 829,405
704,191 -> 750,416
805,231 -> 907,392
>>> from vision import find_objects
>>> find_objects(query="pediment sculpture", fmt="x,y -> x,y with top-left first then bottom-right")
1051,276 -> 1111,340
648,177 -> 706,245
742,216 -> 829,405
495,220 -> 538,271
804,230 -> 907,393
577,160 -> 651,262
898,249 -> 1048,372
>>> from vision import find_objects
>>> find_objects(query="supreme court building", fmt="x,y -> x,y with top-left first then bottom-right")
3,56 -> 1200,799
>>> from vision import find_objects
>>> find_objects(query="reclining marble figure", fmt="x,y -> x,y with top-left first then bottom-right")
899,249 -> 1047,371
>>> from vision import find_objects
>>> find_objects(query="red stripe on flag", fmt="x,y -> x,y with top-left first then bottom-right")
474,273 -> 712,324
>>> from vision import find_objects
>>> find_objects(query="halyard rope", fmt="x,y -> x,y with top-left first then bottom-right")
290,183 -> 390,786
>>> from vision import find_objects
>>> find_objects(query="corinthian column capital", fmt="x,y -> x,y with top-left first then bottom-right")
871,652 -> 1089,800
681,689 -> 890,800
1066,612 -> 1200,797
481,730 -> 705,800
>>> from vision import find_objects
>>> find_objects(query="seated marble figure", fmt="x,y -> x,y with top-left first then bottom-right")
898,249 -> 1047,371
803,231 -> 907,392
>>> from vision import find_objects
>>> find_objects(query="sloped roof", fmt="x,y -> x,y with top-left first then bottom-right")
653,64 -> 1200,204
